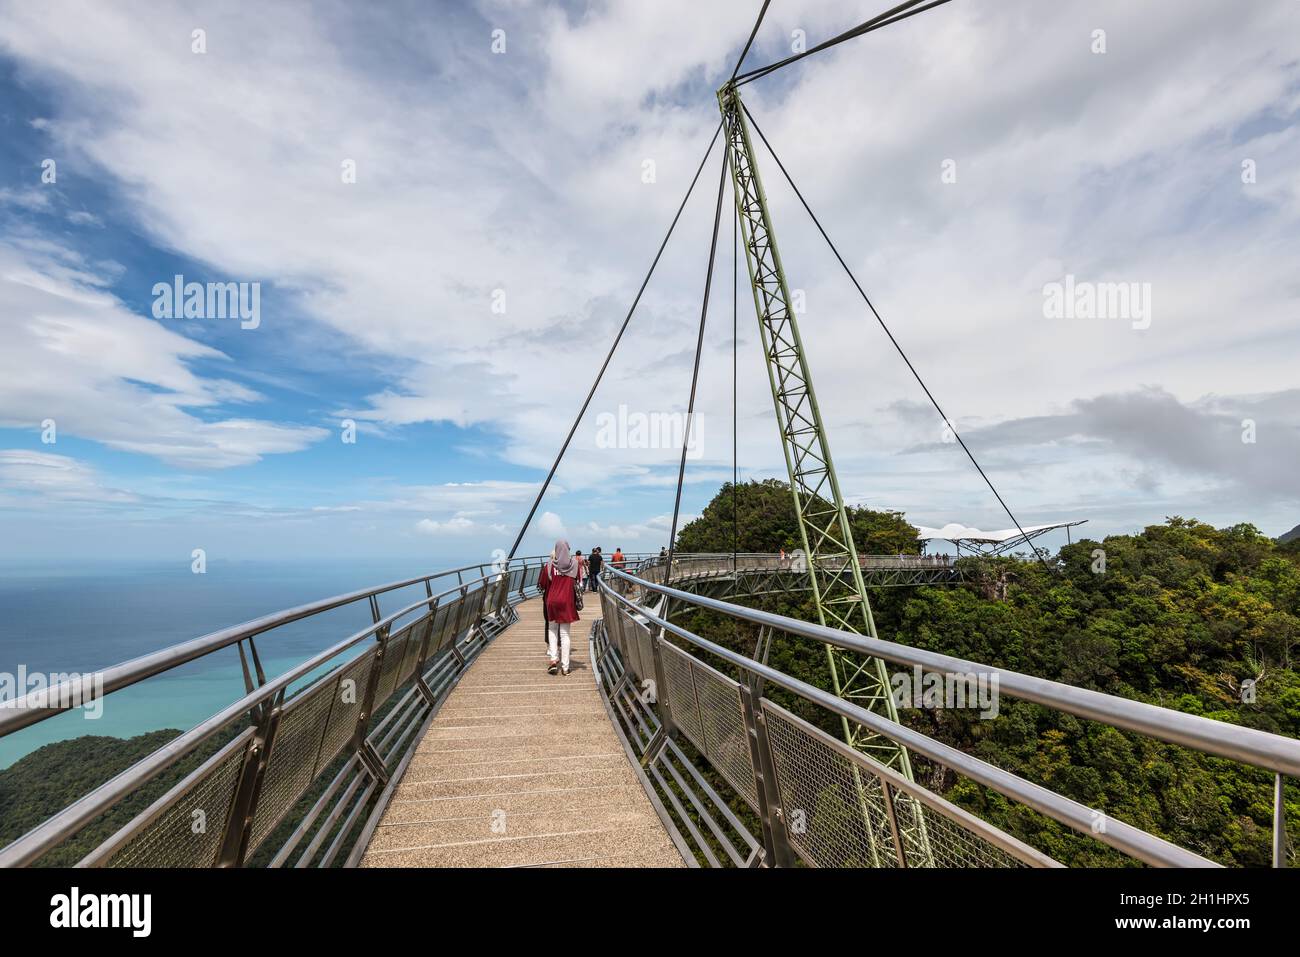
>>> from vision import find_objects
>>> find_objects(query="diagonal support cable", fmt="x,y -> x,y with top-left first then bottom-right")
665,152 -> 731,576
730,0 -> 772,80
506,120 -> 723,561
733,196 -> 743,566
735,0 -> 956,86
507,0 -> 774,563
740,101 -> 1053,569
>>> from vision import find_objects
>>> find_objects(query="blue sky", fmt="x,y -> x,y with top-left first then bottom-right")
1,0 -> 1298,567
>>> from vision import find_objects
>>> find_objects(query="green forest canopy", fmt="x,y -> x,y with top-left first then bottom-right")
673,479 -> 1300,866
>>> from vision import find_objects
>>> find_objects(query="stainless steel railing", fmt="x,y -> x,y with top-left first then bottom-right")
635,552 -> 962,593
0,557 -> 552,868
594,564 -> 1299,868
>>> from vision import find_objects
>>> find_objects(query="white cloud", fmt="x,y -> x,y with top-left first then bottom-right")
0,239 -> 328,468
0,449 -> 136,503
414,515 -> 475,535
0,0 -> 1297,540
0,187 -> 51,211
537,510 -> 565,538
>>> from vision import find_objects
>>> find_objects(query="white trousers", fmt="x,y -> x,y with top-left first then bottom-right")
547,621 -> 571,669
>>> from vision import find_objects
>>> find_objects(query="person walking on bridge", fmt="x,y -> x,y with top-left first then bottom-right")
539,539 -> 581,676
587,547 -> 603,592
611,547 -> 625,570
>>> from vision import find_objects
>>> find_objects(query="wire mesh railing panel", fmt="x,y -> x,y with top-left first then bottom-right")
106,729 -> 252,868
372,626 -> 412,708
689,658 -> 758,811
890,787 -> 1027,868
659,641 -> 704,752
618,614 -> 648,682
397,618 -> 429,685
487,579 -> 506,619
431,597 -> 460,654
314,648 -> 375,775
621,616 -> 644,681
634,621 -> 655,686
248,681 -> 337,852
761,701 -> 897,868
622,617 -> 640,675
459,588 -> 486,644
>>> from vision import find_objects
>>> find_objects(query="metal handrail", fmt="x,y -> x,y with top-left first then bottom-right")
598,581 -> 1209,867
603,563 -> 1298,867
610,566 -> 1300,778
0,557 -> 550,868
0,557 -> 547,737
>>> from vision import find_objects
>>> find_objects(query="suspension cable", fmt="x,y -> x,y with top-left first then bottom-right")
735,0 -> 956,86
506,0 -> 774,563
730,0 -> 772,80
666,152 -> 731,574
740,101 -> 1053,570
726,3 -> 768,570
733,199 -> 739,567
506,120 -> 723,561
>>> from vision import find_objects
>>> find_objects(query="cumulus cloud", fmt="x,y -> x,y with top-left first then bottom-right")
1,0 -> 1297,550
414,515 -> 476,536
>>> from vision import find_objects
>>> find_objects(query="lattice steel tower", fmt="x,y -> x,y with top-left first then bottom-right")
719,81 -> 932,864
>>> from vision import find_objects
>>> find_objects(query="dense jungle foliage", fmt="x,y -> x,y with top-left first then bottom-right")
672,479 -> 1300,866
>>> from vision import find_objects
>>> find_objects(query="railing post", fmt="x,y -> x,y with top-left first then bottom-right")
447,584 -> 470,664
215,690 -> 283,867
879,779 -> 909,867
649,627 -> 676,741
1274,773 -> 1287,868
740,681 -> 796,867
493,570 -> 511,626
351,603 -> 392,785
413,592 -> 440,706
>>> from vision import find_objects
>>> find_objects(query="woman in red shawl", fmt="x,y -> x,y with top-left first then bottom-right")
539,539 -> 581,675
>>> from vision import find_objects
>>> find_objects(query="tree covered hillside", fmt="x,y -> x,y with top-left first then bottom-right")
673,480 -> 1300,866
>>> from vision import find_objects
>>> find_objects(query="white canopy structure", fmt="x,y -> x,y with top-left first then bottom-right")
915,520 -> 1088,556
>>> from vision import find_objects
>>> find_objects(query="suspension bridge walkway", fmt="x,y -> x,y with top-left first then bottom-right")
359,594 -> 683,868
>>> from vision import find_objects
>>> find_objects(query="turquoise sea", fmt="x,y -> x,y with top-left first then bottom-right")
0,559 -> 480,767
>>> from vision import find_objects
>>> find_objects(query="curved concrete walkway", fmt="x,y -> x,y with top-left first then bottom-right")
361,594 -> 684,867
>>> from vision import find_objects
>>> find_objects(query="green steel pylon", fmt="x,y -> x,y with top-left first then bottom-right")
718,82 -> 932,865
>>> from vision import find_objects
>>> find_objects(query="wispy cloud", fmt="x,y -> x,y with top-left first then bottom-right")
0,0 -> 1297,560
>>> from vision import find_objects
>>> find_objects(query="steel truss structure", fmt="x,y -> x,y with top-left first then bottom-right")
719,84 -> 905,760
718,81 -> 934,863
641,554 -> 961,602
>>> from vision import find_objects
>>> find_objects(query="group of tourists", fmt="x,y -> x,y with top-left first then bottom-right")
893,551 -> 952,566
